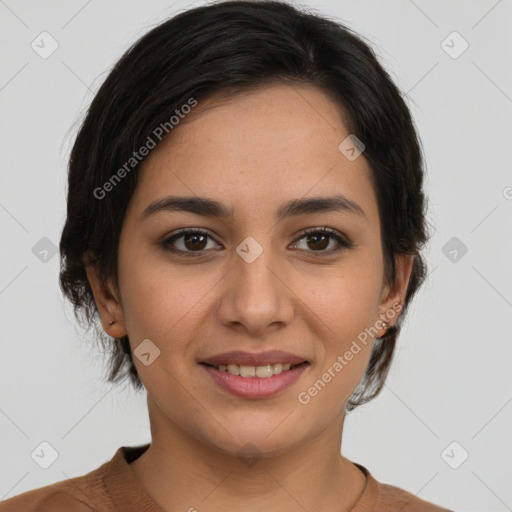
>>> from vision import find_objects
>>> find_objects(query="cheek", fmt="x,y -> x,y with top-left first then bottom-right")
117,246 -> 195,335
298,259 -> 382,400
302,258 -> 383,337
116,253 -> 215,385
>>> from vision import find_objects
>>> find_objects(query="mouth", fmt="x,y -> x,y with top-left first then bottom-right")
200,361 -> 309,378
199,351 -> 310,399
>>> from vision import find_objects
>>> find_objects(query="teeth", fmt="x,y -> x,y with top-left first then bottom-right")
213,362 -> 299,378
272,363 -> 283,374
256,365 -> 273,378
240,365 -> 256,377
227,364 -> 239,375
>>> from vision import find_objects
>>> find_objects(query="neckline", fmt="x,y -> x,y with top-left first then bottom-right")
105,444 -> 378,511
105,444 -> 164,512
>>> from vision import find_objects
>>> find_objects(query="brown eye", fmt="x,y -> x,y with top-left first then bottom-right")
161,227 -> 352,258
292,228 -> 352,254
162,229 -> 220,256
182,232 -> 208,251
305,232 -> 330,250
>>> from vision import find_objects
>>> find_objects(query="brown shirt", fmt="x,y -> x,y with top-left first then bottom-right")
0,444 -> 452,511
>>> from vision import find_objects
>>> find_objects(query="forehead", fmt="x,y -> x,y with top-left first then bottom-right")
127,83 -> 379,226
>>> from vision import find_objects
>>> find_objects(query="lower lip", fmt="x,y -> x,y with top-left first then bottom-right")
201,363 -> 309,399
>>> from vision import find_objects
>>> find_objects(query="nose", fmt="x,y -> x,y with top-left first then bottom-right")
217,243 -> 295,336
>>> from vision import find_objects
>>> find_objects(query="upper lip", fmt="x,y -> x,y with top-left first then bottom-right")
200,350 -> 308,367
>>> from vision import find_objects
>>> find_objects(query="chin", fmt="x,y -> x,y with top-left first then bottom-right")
201,420 -> 307,460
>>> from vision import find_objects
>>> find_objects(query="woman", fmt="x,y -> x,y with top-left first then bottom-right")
1,1 -> 452,510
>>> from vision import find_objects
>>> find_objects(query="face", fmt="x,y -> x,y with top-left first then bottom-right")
88,83 -> 412,458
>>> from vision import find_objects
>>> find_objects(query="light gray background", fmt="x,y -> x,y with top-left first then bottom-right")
1,1 -> 511,511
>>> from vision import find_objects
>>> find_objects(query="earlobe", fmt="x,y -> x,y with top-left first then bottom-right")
84,261 -> 128,339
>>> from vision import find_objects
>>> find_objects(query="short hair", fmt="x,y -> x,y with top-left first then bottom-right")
59,0 -> 430,411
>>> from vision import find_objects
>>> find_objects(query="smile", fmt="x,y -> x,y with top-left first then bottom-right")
204,362 -> 305,378
200,361 -> 310,399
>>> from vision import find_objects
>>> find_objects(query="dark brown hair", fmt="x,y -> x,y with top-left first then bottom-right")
59,0 -> 430,411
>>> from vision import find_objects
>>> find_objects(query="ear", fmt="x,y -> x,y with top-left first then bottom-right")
376,253 -> 415,336
84,257 -> 128,339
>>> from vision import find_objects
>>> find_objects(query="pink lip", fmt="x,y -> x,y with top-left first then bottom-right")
200,350 -> 308,367
201,362 -> 309,399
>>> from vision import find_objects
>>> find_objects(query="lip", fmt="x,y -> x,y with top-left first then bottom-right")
201,361 -> 309,399
200,350 -> 308,367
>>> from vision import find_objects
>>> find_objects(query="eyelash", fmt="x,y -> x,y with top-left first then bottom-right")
161,227 -> 353,258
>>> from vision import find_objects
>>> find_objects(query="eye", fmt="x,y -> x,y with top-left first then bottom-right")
161,229 -> 221,256
291,227 -> 353,254
161,227 -> 352,257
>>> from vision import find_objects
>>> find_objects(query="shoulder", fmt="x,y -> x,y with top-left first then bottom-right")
0,484 -> 96,512
376,480 -> 452,511
0,460 -> 111,512
354,464 -> 453,512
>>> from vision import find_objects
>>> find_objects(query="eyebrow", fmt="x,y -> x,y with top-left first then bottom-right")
141,194 -> 367,222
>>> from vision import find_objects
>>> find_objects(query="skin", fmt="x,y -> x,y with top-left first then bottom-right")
86,83 -> 413,512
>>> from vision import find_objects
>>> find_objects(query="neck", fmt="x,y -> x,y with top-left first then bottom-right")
130,399 -> 367,512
